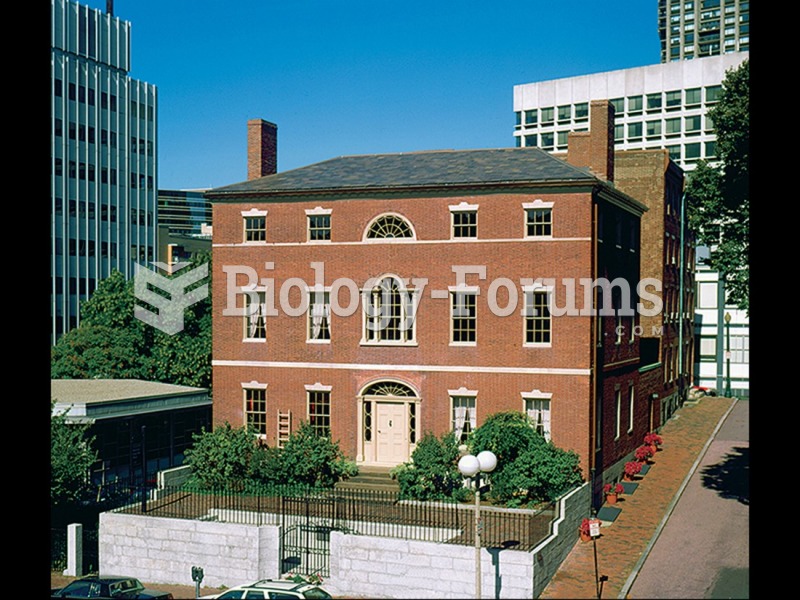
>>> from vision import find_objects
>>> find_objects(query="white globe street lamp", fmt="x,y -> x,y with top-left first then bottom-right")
458,450 -> 497,599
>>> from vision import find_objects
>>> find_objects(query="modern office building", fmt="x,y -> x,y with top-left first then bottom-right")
157,189 -> 212,265
512,51 -> 748,171
658,0 -> 750,62
51,0 -> 158,343
157,189 -> 212,238
512,2 -> 749,400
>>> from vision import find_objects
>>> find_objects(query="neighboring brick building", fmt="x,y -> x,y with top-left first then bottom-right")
615,149 -> 695,428
207,101 -> 675,502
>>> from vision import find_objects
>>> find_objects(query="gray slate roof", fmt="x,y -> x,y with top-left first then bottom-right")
207,147 -> 599,197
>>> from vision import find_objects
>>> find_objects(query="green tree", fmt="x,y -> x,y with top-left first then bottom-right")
50,324 -> 149,380
51,251 -> 212,389
51,399 -> 98,506
145,250 -> 212,388
686,59 -> 749,312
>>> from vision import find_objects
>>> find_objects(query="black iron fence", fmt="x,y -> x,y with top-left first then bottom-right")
112,482 -> 557,552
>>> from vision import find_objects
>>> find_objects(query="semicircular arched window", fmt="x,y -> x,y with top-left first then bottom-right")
362,381 -> 417,397
366,214 -> 414,239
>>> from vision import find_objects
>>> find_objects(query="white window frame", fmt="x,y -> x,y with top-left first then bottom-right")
449,202 -> 479,240
449,285 -> 479,346
360,275 -> 418,346
305,206 -> 332,243
305,383 -> 333,438
449,387 -> 478,443
307,286 -> 331,343
242,208 -> 267,244
522,199 -> 554,239
241,287 -> 268,342
615,386 -> 622,440
521,389 -> 552,442
363,213 -> 417,241
522,284 -> 553,347
242,381 -> 268,439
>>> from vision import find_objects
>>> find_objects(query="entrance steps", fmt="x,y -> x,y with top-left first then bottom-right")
335,465 -> 399,493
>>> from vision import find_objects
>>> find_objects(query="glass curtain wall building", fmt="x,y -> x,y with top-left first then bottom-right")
51,0 -> 157,343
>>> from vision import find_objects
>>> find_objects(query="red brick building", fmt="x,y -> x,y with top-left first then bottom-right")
207,103 -> 680,501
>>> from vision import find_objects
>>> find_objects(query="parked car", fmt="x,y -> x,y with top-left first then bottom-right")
201,578 -> 331,599
51,576 -> 174,599
688,385 -> 717,401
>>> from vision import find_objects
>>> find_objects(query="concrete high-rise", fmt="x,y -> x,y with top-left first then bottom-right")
51,0 -> 157,343
511,2 -> 749,399
659,0 -> 750,62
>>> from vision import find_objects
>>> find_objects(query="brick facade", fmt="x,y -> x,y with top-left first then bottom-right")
208,101 -> 685,495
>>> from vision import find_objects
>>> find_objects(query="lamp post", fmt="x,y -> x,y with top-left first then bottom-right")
724,312 -> 732,397
458,450 -> 497,600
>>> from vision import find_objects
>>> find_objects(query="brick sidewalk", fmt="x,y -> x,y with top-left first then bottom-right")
539,396 -> 736,600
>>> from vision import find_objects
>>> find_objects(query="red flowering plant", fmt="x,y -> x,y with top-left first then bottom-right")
624,460 -> 643,477
603,483 -> 624,495
635,444 -> 655,462
644,432 -> 663,446
579,518 -> 592,537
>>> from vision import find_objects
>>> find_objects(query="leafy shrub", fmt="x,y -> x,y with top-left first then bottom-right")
185,421 -> 357,492
257,422 -> 358,488
184,422 -> 260,491
468,411 -> 544,465
392,431 -> 470,502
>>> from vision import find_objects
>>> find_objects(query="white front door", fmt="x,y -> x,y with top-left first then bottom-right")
376,402 -> 408,464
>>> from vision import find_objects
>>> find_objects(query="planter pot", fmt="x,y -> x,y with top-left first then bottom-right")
650,444 -> 658,454
623,473 -> 635,482
605,493 -> 618,505
579,531 -> 592,542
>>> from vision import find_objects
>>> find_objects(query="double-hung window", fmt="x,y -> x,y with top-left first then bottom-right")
308,289 -> 331,342
242,208 -> 267,242
523,200 -> 553,238
243,289 -> 267,341
522,390 -> 552,442
306,384 -> 332,438
450,202 -> 478,239
450,289 -> 477,344
306,207 -> 332,242
450,389 -> 477,443
243,383 -> 268,438
523,286 -> 552,346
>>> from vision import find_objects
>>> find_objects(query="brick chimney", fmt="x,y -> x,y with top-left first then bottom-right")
567,100 -> 615,183
247,119 -> 278,180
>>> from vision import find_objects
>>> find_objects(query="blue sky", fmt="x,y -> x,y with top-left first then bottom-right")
83,1 -> 661,190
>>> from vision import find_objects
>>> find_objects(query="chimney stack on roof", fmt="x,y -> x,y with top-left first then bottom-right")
566,100 -> 615,183
247,119 -> 278,180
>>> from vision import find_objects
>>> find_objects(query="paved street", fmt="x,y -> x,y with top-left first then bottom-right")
539,396 -> 738,600
627,398 -> 749,599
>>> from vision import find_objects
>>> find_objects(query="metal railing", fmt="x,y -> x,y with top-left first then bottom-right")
113,482 -> 557,552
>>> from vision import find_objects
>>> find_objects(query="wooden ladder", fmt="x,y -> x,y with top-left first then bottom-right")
277,410 -> 291,447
